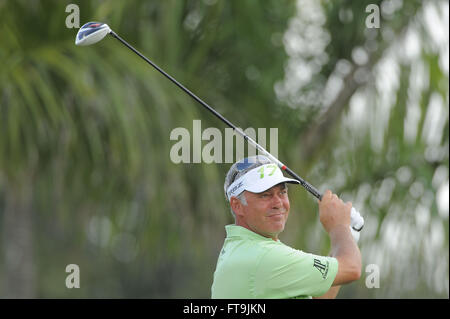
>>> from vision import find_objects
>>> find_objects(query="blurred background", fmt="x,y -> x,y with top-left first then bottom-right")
0,0 -> 448,298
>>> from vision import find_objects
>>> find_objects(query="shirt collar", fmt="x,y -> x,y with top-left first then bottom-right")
225,224 -> 279,241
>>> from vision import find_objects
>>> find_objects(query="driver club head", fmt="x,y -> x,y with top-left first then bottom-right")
75,22 -> 111,46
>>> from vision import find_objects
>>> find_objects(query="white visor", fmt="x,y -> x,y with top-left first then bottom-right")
226,164 -> 300,200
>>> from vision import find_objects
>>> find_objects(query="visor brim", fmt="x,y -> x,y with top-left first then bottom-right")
245,178 -> 300,194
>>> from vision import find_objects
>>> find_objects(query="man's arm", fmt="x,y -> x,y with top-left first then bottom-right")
318,191 -> 362,291
313,285 -> 341,299
313,250 -> 344,299
312,228 -> 361,299
313,223 -> 361,299
329,224 -> 361,285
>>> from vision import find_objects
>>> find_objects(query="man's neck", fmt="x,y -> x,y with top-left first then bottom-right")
234,221 -> 279,241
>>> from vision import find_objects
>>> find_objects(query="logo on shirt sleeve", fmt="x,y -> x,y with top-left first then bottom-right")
313,258 -> 330,279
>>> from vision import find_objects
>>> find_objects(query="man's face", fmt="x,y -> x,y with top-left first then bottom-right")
232,183 -> 290,240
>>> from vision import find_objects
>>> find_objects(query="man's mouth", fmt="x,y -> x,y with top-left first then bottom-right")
267,211 -> 286,218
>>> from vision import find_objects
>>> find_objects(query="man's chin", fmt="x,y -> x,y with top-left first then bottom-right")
268,221 -> 286,236
267,214 -> 287,229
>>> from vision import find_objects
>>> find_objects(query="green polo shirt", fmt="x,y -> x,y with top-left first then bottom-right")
211,224 -> 338,299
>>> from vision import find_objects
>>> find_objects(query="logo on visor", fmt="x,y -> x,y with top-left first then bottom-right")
228,181 -> 243,197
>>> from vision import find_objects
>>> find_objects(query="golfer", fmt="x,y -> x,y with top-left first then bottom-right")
211,155 -> 361,299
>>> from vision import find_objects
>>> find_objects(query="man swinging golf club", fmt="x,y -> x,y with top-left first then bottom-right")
211,155 -> 362,299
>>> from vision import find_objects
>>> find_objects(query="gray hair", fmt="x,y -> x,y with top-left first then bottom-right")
224,155 -> 274,219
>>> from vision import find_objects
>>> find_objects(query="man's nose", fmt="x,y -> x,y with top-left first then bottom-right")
271,193 -> 283,209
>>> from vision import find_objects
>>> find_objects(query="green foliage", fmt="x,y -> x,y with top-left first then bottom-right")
0,0 -> 448,298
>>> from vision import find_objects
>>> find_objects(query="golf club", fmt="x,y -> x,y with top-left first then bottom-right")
75,22 -> 364,232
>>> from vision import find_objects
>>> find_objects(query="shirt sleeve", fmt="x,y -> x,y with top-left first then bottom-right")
253,243 -> 338,298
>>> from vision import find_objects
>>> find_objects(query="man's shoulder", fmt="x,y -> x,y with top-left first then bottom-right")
231,236 -> 301,254
219,237 -> 284,269
256,241 -> 310,265
225,236 -> 279,255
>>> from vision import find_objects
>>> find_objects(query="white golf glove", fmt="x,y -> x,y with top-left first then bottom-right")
351,207 -> 364,231
350,207 -> 364,243
350,226 -> 360,243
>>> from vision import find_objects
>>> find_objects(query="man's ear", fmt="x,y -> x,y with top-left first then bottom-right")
230,197 -> 244,217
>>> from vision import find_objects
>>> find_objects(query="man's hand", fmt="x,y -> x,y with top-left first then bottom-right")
318,190 -> 352,234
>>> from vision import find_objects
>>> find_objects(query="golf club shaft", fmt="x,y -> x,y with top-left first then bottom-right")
109,30 -> 323,200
